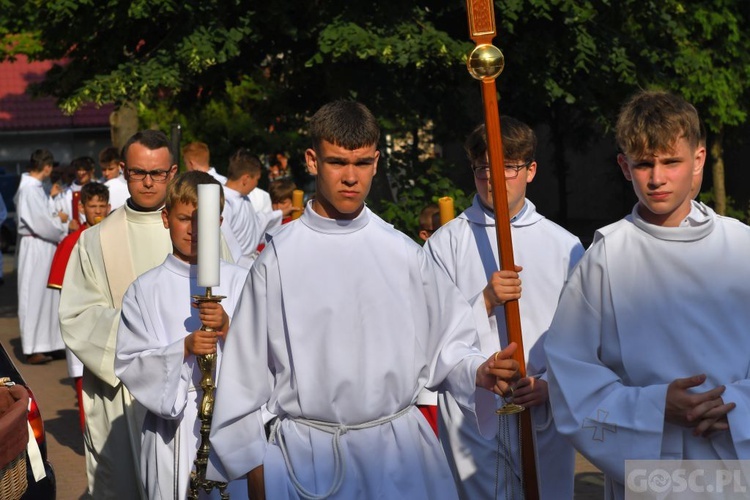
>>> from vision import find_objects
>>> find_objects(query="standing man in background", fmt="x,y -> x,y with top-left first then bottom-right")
15,149 -> 69,364
182,141 -> 228,184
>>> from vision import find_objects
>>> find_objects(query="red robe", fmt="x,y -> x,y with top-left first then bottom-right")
47,224 -> 88,289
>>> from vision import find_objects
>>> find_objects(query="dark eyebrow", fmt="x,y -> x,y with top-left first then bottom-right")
323,155 -> 378,164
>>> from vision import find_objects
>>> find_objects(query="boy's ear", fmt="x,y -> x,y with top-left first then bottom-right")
161,208 -> 169,229
219,215 -> 223,227
694,146 -> 706,175
525,161 -> 538,184
305,148 -> 318,176
617,154 -> 633,181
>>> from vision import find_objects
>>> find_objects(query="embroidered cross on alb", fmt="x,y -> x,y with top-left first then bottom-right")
583,409 -> 617,442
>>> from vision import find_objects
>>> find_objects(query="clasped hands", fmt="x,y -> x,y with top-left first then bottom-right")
184,301 -> 229,357
665,374 -> 735,437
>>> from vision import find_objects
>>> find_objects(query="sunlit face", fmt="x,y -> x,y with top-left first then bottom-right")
123,143 -> 176,210
100,161 -> 120,181
81,196 -> 111,226
162,201 -> 197,263
618,137 -> 705,227
473,152 -> 536,218
305,140 -> 379,220
75,167 -> 93,185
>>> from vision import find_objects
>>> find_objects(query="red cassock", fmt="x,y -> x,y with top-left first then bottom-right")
47,224 -> 88,290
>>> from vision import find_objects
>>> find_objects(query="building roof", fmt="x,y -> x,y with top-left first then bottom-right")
0,55 -> 113,131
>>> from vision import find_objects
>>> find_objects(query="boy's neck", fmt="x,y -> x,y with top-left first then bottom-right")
172,250 -> 197,265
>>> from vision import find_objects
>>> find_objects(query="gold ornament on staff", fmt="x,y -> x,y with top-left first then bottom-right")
187,287 -> 229,500
464,0 -> 540,497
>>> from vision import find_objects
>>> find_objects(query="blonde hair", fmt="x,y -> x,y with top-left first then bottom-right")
182,141 -> 210,167
165,171 -> 225,213
616,90 -> 701,158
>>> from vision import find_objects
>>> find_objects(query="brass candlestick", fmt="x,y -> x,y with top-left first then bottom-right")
188,287 -> 229,500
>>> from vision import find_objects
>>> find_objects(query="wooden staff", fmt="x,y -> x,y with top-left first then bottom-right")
464,1 -> 539,498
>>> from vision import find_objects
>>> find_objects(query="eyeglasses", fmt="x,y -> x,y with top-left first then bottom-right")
126,167 -> 173,182
472,160 -> 532,180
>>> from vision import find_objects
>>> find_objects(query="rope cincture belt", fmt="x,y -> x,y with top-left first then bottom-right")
270,405 -> 414,499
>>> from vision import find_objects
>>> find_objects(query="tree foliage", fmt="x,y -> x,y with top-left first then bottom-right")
3,0 -> 750,223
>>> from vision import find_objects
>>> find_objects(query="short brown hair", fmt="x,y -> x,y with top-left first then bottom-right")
227,148 -> 262,180
98,146 -> 121,165
165,171 -> 225,213
182,141 -> 210,167
309,101 -> 380,152
80,182 -> 110,205
464,116 -> 536,164
616,90 -> 701,159
70,156 -> 96,172
268,178 -> 297,204
29,149 -> 54,172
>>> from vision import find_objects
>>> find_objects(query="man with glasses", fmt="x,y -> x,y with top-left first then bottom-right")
425,116 -> 584,499
59,130 -> 177,499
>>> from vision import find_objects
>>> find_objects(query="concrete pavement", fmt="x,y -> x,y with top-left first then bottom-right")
0,252 -> 604,499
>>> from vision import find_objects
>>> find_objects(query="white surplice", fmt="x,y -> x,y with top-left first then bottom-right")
248,186 -> 284,239
426,196 -> 584,499
104,175 -> 130,210
221,186 -> 262,267
60,202 -> 235,499
248,186 -> 272,213
545,202 -> 750,500
210,204 -> 499,500
14,173 -> 67,355
207,167 -> 227,185
115,255 -> 249,499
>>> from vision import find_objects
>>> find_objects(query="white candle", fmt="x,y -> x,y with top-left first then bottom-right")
197,184 -> 221,287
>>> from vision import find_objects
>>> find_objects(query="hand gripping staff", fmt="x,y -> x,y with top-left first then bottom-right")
464,1 -> 539,498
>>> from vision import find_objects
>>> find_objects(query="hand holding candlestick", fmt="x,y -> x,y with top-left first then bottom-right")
188,184 -> 229,499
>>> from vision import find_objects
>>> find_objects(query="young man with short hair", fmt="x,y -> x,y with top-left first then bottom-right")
426,116 -> 583,499
15,149 -> 69,364
210,101 -> 519,500
183,141 -> 228,184
545,90 -> 750,499
100,146 -> 129,210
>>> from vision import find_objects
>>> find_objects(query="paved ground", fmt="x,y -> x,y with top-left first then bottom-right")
0,252 -> 604,499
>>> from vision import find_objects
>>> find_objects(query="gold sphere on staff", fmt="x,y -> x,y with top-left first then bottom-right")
466,44 -> 505,81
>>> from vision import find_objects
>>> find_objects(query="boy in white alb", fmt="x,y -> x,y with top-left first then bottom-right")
545,90 -> 750,500
15,149 -> 69,364
209,101 -> 521,500
115,171 -> 248,498
426,117 -> 583,499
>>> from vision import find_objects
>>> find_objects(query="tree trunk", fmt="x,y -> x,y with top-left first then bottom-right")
710,128 -> 727,215
109,101 -> 139,151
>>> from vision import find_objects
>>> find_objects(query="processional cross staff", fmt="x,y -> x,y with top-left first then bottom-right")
464,1 -> 540,498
